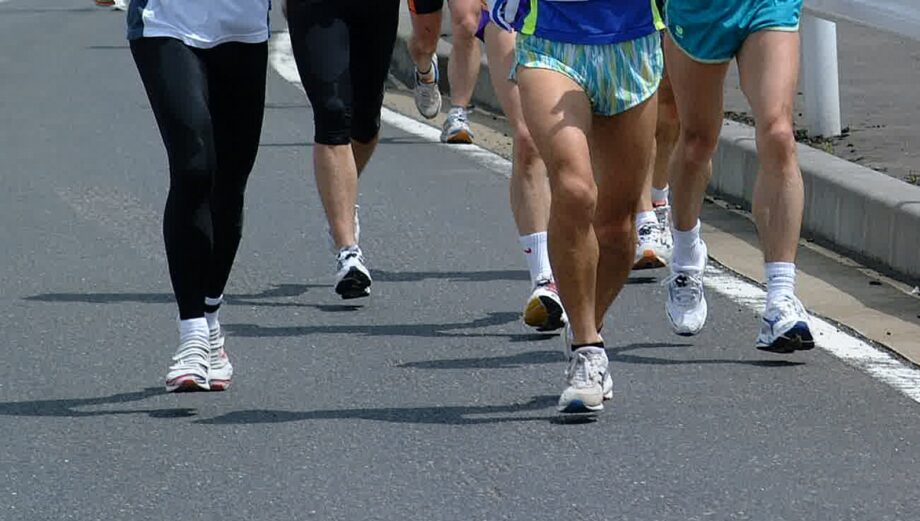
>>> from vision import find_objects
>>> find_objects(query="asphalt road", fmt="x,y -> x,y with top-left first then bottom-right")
2,3 -> 920,520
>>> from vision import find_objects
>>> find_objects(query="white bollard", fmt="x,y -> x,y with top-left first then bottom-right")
801,15 -> 842,137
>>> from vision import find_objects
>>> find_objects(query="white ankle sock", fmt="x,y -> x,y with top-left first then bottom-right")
672,220 -> 705,270
204,295 -> 222,332
765,262 -> 796,302
178,317 -> 209,346
636,211 -> 658,230
651,185 -> 670,205
519,232 -> 552,285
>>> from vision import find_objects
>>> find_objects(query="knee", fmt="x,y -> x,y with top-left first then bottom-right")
350,109 -> 381,145
551,171 -> 597,221
757,117 -> 797,167
168,128 -> 215,196
313,96 -> 352,145
451,10 -> 481,40
594,215 -> 635,249
678,127 -> 720,169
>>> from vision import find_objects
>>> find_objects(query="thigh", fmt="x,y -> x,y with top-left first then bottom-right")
663,34 -> 729,139
737,29 -> 799,125
591,95 -> 659,212
483,24 -> 522,125
517,67 -> 593,183
130,37 -> 213,168
349,0 -> 400,136
286,0 -> 352,115
207,42 -> 268,180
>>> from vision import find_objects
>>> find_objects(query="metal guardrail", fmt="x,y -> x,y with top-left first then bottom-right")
800,0 -> 920,136
804,0 -> 920,41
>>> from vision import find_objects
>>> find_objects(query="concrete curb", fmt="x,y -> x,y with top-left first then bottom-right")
389,15 -> 920,282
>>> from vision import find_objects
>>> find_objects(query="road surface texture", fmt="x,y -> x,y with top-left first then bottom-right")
2,3 -> 920,520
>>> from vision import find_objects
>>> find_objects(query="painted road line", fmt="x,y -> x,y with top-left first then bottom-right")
268,31 -> 920,405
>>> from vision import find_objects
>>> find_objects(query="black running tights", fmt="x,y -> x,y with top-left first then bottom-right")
286,0 -> 400,145
130,37 -> 267,319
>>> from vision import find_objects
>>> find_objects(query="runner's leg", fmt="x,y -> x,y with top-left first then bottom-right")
441,0 -> 481,143
483,23 -> 561,332
662,34 -> 729,335
518,67 -> 599,346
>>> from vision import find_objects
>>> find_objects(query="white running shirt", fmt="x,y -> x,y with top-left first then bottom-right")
127,0 -> 271,48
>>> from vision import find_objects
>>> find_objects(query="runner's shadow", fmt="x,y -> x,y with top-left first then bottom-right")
608,343 -> 804,367
0,387 -> 195,419
196,395 -> 558,426
373,269 -> 529,282
224,311 -> 528,339
398,342 -> 804,369
23,284 -> 336,309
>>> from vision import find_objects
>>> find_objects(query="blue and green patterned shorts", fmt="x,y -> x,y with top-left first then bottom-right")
512,32 -> 663,116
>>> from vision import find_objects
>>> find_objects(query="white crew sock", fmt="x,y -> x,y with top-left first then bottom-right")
204,295 -> 223,333
765,262 -> 796,302
671,220 -> 705,270
178,317 -> 210,346
519,232 -> 552,285
651,185 -> 670,205
636,211 -> 658,231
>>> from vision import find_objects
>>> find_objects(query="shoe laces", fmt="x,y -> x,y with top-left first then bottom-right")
336,246 -> 365,269
565,350 -> 605,389
663,271 -> 704,306
415,73 -> 438,100
446,106 -> 469,125
637,222 -> 659,243
766,294 -> 804,321
171,340 -> 209,371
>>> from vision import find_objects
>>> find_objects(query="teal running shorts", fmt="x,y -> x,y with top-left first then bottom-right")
666,0 -> 803,63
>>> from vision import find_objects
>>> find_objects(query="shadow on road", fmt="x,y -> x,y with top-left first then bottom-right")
22,284 -> 354,311
398,342 -> 805,369
223,311 -> 542,340
373,269 -> 530,282
196,395 -> 559,426
0,387 -> 195,419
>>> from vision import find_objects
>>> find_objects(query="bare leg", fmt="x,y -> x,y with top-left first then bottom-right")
483,24 -> 550,236
314,143 -> 358,248
737,30 -> 803,263
518,68 -> 599,345
593,95 -> 659,326
654,70 -> 680,195
447,0 -> 482,108
664,35 -> 730,232
408,10 -> 441,76
351,135 -> 379,177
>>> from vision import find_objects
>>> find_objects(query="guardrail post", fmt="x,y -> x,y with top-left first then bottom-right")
801,14 -> 842,137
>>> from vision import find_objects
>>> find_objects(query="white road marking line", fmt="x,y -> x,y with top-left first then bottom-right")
268,31 -> 920,405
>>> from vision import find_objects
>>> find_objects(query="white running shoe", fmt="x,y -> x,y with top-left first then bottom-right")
664,243 -> 708,336
414,58 -> 442,120
112,0 -> 127,10
334,245 -> 372,299
558,346 -> 613,413
165,338 -> 210,392
523,279 -> 567,332
208,328 -> 233,391
654,202 -> 674,257
756,295 -> 815,353
633,222 -> 668,270
440,106 -> 474,144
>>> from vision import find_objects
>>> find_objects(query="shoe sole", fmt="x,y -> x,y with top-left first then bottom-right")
632,249 -> 667,270
166,376 -> 209,393
208,379 -> 231,391
558,400 -> 604,414
756,322 -> 816,354
335,267 -> 371,300
443,130 -> 473,144
523,295 -> 566,332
